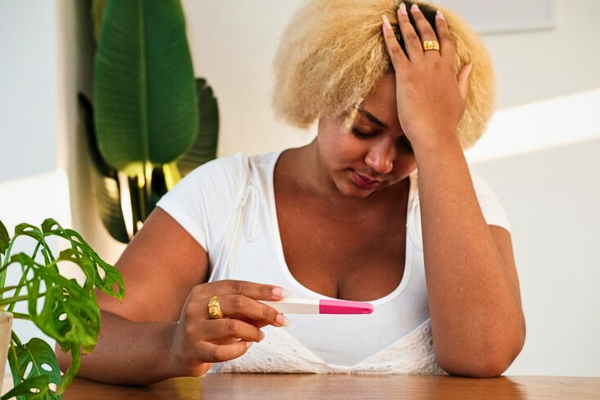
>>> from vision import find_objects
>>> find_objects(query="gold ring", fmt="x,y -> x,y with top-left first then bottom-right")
422,40 -> 440,51
207,295 -> 224,319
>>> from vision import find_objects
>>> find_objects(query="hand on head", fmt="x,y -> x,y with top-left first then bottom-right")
381,2 -> 471,152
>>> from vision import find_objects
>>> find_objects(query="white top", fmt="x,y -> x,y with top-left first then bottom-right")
157,151 -> 511,374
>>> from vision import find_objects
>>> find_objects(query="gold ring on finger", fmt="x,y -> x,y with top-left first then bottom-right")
208,295 -> 225,319
422,40 -> 440,51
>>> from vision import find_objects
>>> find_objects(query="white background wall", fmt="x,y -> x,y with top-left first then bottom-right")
0,0 -> 599,377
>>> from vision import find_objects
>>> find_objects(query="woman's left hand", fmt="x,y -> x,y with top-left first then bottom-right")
382,3 -> 471,150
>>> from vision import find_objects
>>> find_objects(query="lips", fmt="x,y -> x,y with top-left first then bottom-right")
351,170 -> 384,189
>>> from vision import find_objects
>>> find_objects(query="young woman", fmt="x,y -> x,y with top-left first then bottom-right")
58,0 -> 525,384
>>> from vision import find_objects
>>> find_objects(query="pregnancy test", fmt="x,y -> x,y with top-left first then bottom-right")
260,298 -> 374,314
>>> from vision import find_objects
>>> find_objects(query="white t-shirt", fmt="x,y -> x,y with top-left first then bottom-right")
157,151 -> 511,374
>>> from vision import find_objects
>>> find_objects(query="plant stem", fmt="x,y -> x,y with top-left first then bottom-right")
9,312 -> 32,321
6,264 -> 33,313
0,293 -> 45,307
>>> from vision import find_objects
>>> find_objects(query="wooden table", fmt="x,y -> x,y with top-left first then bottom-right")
3,374 -> 600,399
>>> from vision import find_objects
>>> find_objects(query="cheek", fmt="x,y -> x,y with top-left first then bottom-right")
392,155 -> 417,179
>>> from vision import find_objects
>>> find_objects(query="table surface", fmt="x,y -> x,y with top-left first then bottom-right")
3,374 -> 600,399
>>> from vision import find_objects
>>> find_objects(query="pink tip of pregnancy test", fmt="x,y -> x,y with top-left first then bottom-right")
319,300 -> 374,314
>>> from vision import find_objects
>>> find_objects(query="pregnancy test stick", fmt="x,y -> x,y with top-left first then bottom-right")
260,298 -> 374,314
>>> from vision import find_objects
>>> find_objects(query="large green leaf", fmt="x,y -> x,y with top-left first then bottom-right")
94,0 -> 198,176
1,375 -> 58,400
78,94 -> 129,243
0,219 -> 124,397
5,339 -> 61,400
0,220 -> 9,256
176,78 -> 220,177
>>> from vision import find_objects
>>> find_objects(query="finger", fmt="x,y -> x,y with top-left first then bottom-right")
194,280 -> 289,301
201,318 -> 264,342
409,3 -> 439,57
202,340 -> 253,363
217,294 -> 287,327
434,10 -> 456,62
457,64 -> 472,100
382,14 -> 408,70
397,2 -> 423,61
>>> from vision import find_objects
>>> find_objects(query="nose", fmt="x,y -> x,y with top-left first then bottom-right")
364,140 -> 395,175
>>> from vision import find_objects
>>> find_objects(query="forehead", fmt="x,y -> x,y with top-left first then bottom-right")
359,72 -> 398,123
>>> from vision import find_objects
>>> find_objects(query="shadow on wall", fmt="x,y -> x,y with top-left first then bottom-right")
470,136 -> 600,377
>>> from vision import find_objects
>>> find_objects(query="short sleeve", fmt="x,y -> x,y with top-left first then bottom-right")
156,153 -> 248,251
471,175 -> 511,232
406,173 -> 511,251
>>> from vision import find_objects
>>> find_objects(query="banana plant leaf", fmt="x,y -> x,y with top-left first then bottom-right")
176,78 -> 219,176
78,94 -> 129,244
94,0 -> 198,176
81,78 -> 219,242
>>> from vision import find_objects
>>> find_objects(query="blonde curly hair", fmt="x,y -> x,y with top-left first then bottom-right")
272,0 -> 496,150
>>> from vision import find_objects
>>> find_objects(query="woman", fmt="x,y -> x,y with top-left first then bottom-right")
58,0 -> 525,383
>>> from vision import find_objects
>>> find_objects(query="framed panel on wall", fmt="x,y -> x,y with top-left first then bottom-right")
432,0 -> 556,34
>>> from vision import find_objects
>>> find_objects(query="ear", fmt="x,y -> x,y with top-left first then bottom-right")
458,64 -> 472,100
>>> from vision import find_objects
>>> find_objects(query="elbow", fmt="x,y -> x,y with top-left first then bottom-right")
441,357 -> 512,378
438,326 -> 526,378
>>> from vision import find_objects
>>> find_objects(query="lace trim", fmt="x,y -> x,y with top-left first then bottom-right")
211,319 -> 445,375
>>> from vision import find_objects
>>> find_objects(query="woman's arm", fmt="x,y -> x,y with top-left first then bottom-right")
415,137 -> 525,377
55,208 -> 287,385
382,5 -> 525,377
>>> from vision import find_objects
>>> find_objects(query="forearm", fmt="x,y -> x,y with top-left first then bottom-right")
55,310 -> 187,386
414,136 -> 525,377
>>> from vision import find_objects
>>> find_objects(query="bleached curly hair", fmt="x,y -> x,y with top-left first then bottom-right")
273,0 -> 496,150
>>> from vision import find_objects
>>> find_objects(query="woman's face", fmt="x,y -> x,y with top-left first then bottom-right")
317,72 -> 417,199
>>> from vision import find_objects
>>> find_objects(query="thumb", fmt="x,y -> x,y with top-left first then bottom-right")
457,64 -> 472,100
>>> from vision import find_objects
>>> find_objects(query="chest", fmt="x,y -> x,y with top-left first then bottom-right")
276,193 -> 409,301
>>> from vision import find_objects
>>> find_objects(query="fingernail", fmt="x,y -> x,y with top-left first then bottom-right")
272,287 -> 283,298
260,331 -> 265,341
465,64 -> 473,75
399,2 -> 408,15
436,10 -> 446,20
411,3 -> 421,13
246,341 -> 253,348
382,15 -> 392,31
276,314 -> 291,327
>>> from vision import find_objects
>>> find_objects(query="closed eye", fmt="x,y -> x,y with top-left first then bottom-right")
351,128 -> 374,140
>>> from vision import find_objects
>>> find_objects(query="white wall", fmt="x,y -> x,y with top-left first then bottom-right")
1,0 -> 599,377
0,0 -> 62,351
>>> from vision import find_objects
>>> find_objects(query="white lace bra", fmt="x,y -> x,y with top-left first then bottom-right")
212,319 -> 445,374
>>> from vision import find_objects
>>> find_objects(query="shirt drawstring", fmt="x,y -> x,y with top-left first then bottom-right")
209,156 -> 261,281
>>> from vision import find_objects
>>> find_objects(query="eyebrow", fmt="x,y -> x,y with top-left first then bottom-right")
357,108 -> 388,129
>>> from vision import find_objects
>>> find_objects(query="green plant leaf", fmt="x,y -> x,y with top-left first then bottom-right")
1,375 -> 59,400
94,0 -> 198,174
5,339 -> 61,400
0,220 -> 124,397
91,0 -> 108,43
78,93 -> 130,244
176,78 -> 220,177
0,220 -> 9,256
40,219 -> 125,298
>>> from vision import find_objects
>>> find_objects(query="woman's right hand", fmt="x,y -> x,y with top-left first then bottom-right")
168,280 -> 290,377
